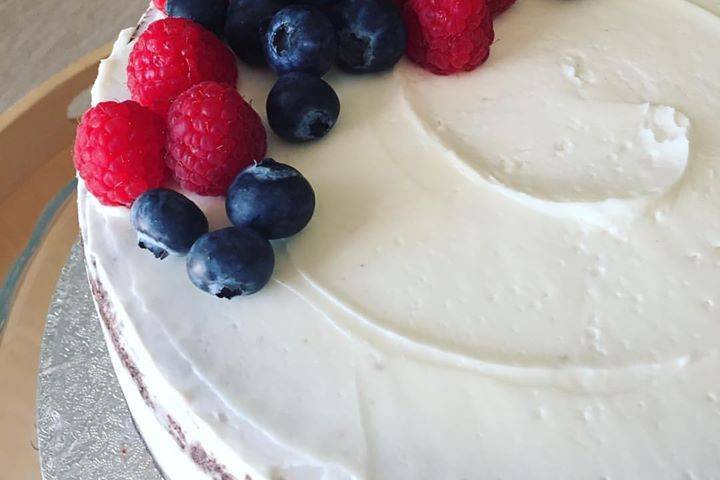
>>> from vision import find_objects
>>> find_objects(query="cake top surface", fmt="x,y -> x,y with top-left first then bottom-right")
81,0 -> 720,478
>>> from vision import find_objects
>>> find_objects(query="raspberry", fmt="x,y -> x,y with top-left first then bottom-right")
127,18 -> 238,117
153,0 -> 167,12
74,101 -> 168,207
487,0 -> 515,16
166,82 -> 267,196
403,0 -> 494,75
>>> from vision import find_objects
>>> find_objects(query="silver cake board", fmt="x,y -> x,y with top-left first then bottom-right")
37,241 -> 163,480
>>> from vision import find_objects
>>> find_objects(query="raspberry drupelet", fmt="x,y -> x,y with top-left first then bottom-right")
74,101 -> 168,207
127,17 -> 238,117
403,0 -> 494,75
153,0 -> 167,13
166,81 -> 267,196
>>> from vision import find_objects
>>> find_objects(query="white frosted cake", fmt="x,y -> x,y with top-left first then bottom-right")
79,1 -> 720,479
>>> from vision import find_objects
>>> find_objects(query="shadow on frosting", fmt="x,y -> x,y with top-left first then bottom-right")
399,71 -> 690,205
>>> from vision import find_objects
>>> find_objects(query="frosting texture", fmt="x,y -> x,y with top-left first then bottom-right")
81,1 -> 720,478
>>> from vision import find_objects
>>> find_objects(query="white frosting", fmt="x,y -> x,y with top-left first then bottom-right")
81,1 -> 720,478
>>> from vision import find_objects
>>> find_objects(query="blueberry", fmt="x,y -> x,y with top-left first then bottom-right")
224,0 -> 284,65
296,0 -> 341,6
130,189 -> 209,259
264,5 -> 337,76
226,159 -> 316,239
266,72 -> 340,142
328,0 -> 407,73
166,0 -> 228,34
187,227 -> 275,298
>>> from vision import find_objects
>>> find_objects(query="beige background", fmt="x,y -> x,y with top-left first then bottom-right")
0,0 -> 148,113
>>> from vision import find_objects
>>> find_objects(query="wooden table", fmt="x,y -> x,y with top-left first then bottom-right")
0,44 -> 109,480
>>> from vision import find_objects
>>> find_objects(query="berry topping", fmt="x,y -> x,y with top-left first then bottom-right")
166,81 -> 267,196
74,101 -> 167,207
403,0 -> 494,75
264,6 -> 338,76
226,159 -> 316,239
266,73 -> 340,142
328,0 -> 407,73
224,0 -> 284,66
153,0 -> 167,13
127,18 -> 238,116
131,188 -> 209,259
487,0 -> 516,16
164,0 -> 229,34
187,227 -> 275,298
301,0 -> 342,6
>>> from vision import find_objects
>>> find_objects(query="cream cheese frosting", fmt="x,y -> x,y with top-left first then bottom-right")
81,0 -> 720,478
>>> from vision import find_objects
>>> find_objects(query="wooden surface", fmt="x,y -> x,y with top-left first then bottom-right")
0,44 -> 110,480
0,0 -> 148,113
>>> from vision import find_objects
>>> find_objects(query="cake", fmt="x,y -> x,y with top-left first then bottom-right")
77,0 -> 720,479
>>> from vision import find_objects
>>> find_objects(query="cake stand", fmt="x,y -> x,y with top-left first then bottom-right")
36,242 -> 163,480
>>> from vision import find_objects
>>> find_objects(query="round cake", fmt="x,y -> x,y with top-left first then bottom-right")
78,1 -> 720,478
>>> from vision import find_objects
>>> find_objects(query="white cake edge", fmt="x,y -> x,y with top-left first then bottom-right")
80,180 -> 268,480
99,297 -> 209,480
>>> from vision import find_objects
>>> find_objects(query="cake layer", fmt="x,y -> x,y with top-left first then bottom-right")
81,1 -> 720,479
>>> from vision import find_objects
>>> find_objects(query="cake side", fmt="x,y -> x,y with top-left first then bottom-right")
87,266 -> 249,480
